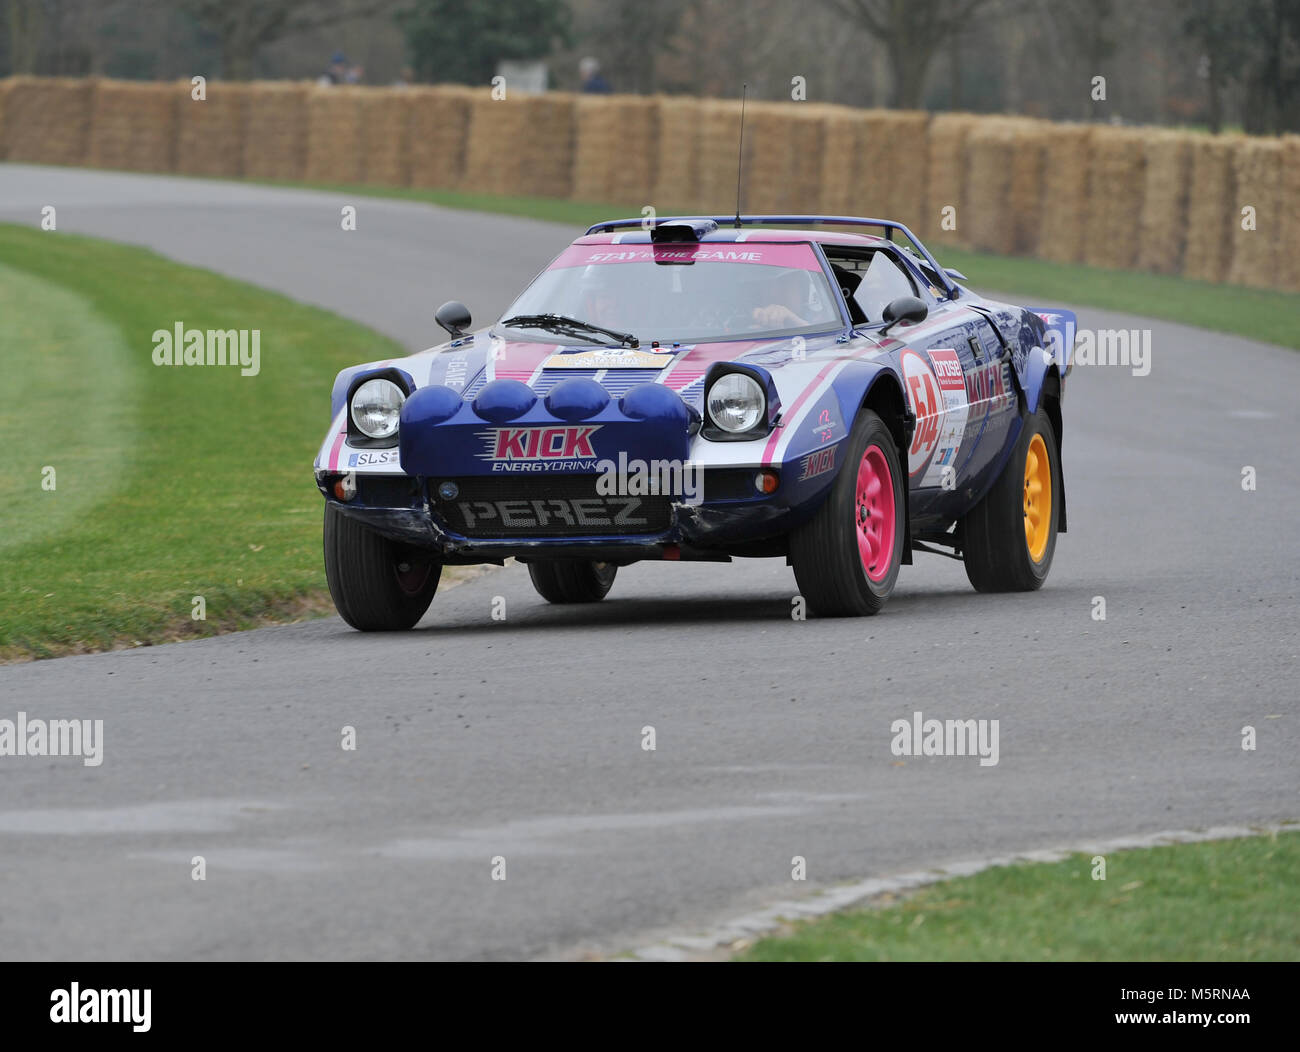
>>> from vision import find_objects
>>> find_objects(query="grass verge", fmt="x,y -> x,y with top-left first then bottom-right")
261,179 -> 1300,352
737,830 -> 1299,961
0,222 -> 408,661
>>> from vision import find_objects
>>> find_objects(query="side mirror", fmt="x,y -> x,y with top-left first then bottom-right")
435,300 -> 471,338
880,295 -> 928,335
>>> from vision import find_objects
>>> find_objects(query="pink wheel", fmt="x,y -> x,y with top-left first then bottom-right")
789,409 -> 904,617
856,445 -> 896,582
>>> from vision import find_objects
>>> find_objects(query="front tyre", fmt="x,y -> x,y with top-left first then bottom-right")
789,409 -> 905,616
961,407 -> 1060,592
527,560 -> 617,603
323,502 -> 441,630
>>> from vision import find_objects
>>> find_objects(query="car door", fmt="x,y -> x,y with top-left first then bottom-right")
897,317 -> 974,523
900,305 -> 1014,520
956,307 -> 1019,505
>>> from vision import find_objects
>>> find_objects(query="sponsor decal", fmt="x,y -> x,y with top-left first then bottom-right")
964,358 -> 1009,403
489,461 -> 599,473
443,353 -> 469,390
919,348 -> 970,488
457,497 -> 650,531
348,449 -> 398,467
477,425 -> 601,472
811,406 -> 836,444
587,248 -> 762,263
797,444 -> 836,481
901,349 -> 942,477
544,347 -> 671,370
547,243 -> 823,271
929,347 -> 965,389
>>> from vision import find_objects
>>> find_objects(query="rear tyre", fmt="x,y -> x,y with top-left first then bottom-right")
527,560 -> 617,603
789,409 -> 905,616
323,502 -> 441,630
961,407 -> 1060,592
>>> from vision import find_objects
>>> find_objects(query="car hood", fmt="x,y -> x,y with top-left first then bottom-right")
331,327 -> 855,418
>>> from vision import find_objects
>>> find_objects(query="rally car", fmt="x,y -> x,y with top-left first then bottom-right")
315,215 -> 1075,630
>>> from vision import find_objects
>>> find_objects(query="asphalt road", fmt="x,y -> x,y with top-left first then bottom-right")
0,165 -> 1296,961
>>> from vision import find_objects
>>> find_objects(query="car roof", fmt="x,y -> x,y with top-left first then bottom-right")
571,228 -> 891,249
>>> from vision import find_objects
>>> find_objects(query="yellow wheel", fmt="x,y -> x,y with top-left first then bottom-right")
961,407 -> 1060,592
1023,433 -> 1052,563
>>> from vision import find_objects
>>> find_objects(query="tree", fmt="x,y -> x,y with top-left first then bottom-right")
1031,0 -> 1120,120
183,0 -> 392,80
396,0 -> 571,86
1237,0 -> 1300,133
1182,0 -> 1244,132
1182,0 -> 1300,134
571,0 -> 688,94
816,0 -> 994,108
6,0 -> 46,73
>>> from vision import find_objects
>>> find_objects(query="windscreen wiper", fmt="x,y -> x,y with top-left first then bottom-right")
500,313 -> 639,348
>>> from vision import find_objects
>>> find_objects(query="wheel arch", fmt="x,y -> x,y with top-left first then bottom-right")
860,372 -> 914,565
1037,366 -> 1066,533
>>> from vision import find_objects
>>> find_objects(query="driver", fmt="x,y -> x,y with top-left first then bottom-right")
751,268 -> 814,329
576,265 -> 622,328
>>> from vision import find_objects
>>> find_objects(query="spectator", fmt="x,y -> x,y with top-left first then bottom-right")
579,56 -> 612,94
319,51 -> 349,85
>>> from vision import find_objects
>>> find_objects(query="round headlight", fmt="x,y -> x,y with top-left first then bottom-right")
351,378 -> 405,439
706,372 -> 765,434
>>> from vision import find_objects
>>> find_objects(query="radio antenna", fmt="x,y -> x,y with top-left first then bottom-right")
733,83 -> 747,229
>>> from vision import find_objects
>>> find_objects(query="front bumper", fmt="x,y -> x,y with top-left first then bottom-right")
316,469 -> 807,563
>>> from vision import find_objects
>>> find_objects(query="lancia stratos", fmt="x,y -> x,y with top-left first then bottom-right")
314,215 -> 1075,629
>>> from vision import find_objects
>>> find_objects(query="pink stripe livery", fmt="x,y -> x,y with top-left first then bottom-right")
327,430 -> 347,471
661,340 -> 764,392
493,341 -> 558,383
761,359 -> 841,463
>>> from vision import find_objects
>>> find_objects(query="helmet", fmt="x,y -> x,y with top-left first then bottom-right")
577,266 -> 618,322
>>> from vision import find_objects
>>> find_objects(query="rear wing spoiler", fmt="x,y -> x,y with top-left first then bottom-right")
1030,310 -> 1078,373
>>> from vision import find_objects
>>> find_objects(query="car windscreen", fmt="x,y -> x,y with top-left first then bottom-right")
498,242 -> 843,344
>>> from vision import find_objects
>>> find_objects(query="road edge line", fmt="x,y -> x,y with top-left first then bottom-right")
610,820 -> 1296,962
